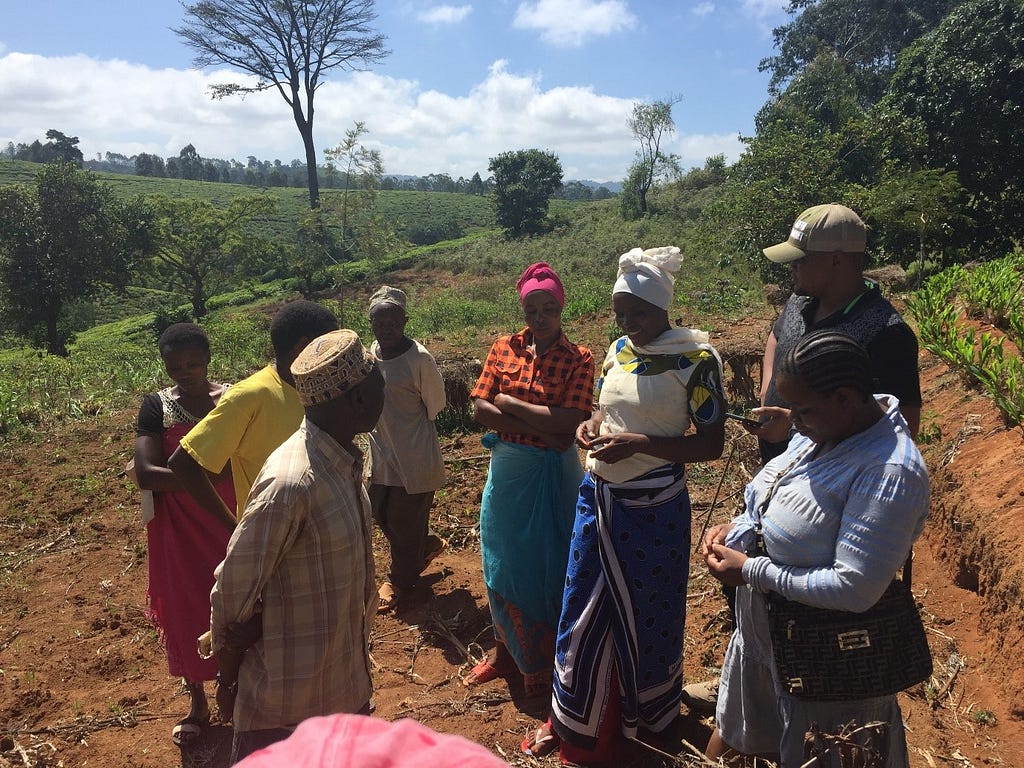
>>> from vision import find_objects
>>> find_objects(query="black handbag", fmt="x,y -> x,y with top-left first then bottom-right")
765,562 -> 933,700
753,450 -> 933,701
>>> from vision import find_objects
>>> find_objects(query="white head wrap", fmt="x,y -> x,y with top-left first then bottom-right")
612,246 -> 682,310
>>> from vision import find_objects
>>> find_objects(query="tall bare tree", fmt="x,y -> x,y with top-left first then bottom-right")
175,0 -> 389,210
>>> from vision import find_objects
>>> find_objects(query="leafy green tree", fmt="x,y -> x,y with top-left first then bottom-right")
488,149 -> 563,237
863,168 -> 968,275
175,0 -> 388,210
558,181 -> 593,201
44,130 -> 84,166
693,121 -> 858,279
147,194 -> 276,318
761,0 -> 959,104
177,144 -> 202,180
135,152 -> 166,177
290,208 -> 339,298
878,0 -> 1024,255
622,97 -> 681,218
0,163 -> 153,355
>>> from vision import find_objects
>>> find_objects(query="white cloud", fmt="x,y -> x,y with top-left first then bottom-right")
673,132 -> 745,167
417,4 -> 473,24
692,2 -> 715,18
0,52 -> 648,181
740,0 -> 788,21
513,0 -> 637,47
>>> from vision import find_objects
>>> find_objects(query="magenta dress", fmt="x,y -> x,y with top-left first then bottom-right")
138,387 -> 236,680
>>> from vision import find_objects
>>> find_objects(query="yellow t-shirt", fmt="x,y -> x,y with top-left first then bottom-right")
179,364 -> 304,516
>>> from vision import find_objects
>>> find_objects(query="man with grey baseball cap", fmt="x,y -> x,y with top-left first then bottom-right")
752,203 -> 922,459
762,203 -> 867,264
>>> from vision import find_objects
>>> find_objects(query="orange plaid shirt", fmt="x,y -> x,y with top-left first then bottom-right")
471,329 -> 595,448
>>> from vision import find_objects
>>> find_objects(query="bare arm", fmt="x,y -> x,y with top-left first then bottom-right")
133,434 -> 183,493
168,446 -> 236,531
760,330 -> 777,406
472,398 -> 576,451
493,392 -> 589,434
900,404 -> 921,439
587,418 -> 726,466
752,330 -> 793,442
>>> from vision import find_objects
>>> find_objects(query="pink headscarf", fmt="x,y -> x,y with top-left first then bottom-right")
516,262 -> 565,307
235,714 -> 509,768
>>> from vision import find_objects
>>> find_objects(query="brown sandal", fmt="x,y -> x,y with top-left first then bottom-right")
377,581 -> 402,614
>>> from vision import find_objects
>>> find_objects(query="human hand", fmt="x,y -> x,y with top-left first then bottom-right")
540,431 -> 575,452
215,681 -> 237,724
705,542 -> 748,586
224,615 -> 263,651
750,407 -> 791,443
587,432 -> 647,464
701,523 -> 735,557
575,419 -> 601,449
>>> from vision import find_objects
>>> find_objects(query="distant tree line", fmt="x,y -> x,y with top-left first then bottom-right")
4,134 -> 615,201
5,130 -> 85,167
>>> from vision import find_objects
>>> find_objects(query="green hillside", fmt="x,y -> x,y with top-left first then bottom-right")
0,159 -> 589,242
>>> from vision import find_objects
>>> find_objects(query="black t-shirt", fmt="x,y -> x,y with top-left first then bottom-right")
136,392 -> 165,436
763,282 -> 922,412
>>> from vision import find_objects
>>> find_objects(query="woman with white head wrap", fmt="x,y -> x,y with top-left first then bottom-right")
524,247 -> 728,765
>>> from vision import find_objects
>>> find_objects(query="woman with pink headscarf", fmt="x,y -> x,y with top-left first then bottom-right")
464,262 -> 595,697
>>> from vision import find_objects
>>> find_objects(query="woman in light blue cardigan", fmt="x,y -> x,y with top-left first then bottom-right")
701,329 -> 930,768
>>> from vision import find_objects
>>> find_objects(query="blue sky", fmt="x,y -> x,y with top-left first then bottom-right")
0,0 -> 789,183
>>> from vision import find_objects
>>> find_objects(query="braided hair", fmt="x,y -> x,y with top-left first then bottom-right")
158,323 -> 210,357
777,330 -> 873,398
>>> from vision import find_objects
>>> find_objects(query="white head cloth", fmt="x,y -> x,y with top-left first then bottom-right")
612,246 -> 682,310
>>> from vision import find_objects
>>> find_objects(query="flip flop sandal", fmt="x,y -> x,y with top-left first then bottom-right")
521,720 -> 559,757
421,536 -> 447,573
171,714 -> 209,748
462,658 -> 517,688
377,581 -> 402,614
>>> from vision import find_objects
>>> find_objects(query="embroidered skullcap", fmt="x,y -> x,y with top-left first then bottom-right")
290,330 -> 376,406
516,262 -> 565,308
612,246 -> 682,310
234,713 -> 509,768
368,285 -> 407,312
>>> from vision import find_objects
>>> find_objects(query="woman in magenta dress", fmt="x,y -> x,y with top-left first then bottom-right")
133,323 -> 235,748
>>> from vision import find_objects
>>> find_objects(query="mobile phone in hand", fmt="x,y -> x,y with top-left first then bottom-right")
725,411 -> 762,429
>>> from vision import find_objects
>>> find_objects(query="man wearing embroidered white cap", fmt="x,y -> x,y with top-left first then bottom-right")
209,329 -> 385,764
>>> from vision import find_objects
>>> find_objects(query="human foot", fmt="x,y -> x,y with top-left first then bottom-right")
462,653 -> 518,687
171,713 -> 209,748
377,581 -> 403,614
522,719 -> 558,757
421,534 -> 447,573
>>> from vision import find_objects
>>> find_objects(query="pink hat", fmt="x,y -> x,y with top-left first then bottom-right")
516,262 -> 565,307
235,714 -> 509,768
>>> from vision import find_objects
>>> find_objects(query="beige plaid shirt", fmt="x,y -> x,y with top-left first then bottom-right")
210,418 -> 376,731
